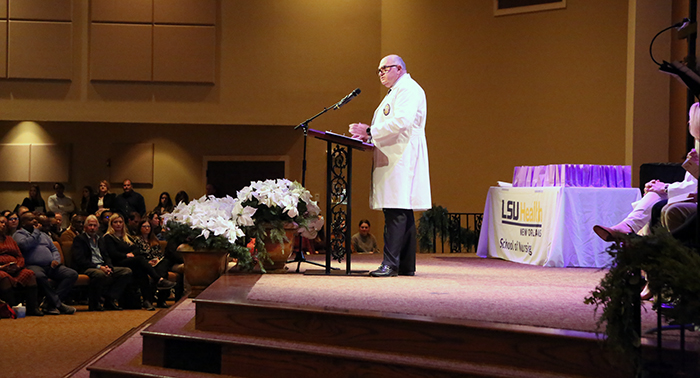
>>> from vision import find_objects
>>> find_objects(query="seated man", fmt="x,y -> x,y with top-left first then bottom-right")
60,212 -> 87,244
38,214 -> 60,243
72,215 -> 132,311
13,212 -> 77,315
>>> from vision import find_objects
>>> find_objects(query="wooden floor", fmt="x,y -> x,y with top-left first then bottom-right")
73,256 -> 699,378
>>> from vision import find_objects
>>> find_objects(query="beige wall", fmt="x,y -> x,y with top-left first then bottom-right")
0,1 -> 688,242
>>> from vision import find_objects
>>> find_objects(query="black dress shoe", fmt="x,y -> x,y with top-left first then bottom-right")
104,299 -> 122,311
89,303 -> 105,312
370,264 -> 398,277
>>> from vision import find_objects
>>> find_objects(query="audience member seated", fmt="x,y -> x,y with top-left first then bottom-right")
101,213 -> 175,311
594,103 -> 700,241
134,219 -> 173,308
72,215 -> 132,311
13,212 -> 77,315
98,210 -> 112,235
47,182 -> 75,230
20,184 -> 46,213
5,212 -> 19,236
127,211 -> 142,236
113,179 -> 146,219
80,185 -> 94,213
147,212 -> 164,240
60,213 -> 87,244
205,183 -> 218,198
38,214 -> 61,242
0,215 -> 43,316
153,192 -> 174,214
87,180 -> 117,215
164,239 -> 185,301
351,219 -> 379,254
174,190 -> 189,207
48,212 -> 64,234
16,206 -> 30,217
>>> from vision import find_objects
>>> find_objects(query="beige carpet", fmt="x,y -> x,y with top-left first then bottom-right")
248,253 -> 663,334
3,305 -> 160,378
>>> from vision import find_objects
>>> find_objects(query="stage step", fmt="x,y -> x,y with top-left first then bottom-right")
80,273 -> 697,378
149,275 -> 627,377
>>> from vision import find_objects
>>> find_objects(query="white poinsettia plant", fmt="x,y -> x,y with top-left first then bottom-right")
163,179 -> 323,272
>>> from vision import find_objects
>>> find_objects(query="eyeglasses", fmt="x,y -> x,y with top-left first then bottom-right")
377,65 -> 398,75
8,217 -> 18,221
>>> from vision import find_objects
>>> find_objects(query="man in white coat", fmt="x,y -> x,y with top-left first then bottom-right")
349,54 -> 431,277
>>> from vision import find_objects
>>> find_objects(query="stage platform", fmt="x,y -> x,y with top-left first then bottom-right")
73,253 -> 698,378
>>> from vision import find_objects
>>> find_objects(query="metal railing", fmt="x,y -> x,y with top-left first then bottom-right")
430,212 -> 483,253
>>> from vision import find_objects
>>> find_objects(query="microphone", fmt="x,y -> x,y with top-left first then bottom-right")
674,17 -> 691,31
333,88 -> 361,110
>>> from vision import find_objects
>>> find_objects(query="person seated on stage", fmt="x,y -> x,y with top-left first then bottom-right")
37,214 -> 61,243
59,212 -> 87,244
13,212 -> 77,315
0,215 -> 43,316
351,219 -> 379,254
101,213 -> 175,311
47,182 -> 75,231
153,192 -> 174,214
5,212 -> 19,236
72,215 -> 132,311
20,184 -> 46,213
87,180 -> 117,216
134,219 -> 172,308
594,103 -> 700,241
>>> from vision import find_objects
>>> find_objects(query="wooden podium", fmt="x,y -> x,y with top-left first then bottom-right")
305,129 -> 373,275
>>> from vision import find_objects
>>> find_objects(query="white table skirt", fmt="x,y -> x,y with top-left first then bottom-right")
476,186 -> 642,267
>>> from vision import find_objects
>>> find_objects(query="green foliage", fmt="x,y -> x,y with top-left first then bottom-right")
164,220 -> 256,271
584,228 -> 700,371
417,205 -> 477,252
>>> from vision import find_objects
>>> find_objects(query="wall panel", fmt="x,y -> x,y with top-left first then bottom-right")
91,0 -> 152,23
29,144 -> 71,182
7,21 -> 72,79
9,0 -> 72,21
153,25 -> 215,83
154,0 -> 216,25
90,23 -> 152,81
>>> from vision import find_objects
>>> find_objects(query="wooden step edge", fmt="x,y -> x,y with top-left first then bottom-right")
140,327 -> 608,378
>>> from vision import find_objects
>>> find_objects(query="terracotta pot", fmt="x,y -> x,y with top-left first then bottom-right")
261,227 -> 297,272
177,244 -> 228,297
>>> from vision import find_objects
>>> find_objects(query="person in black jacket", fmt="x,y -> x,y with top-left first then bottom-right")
71,215 -> 132,311
20,184 -> 46,213
86,180 -> 117,215
101,213 -> 175,311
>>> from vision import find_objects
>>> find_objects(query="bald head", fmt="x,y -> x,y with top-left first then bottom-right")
377,54 -> 407,88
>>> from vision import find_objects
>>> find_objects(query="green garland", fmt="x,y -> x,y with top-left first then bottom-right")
584,228 -> 700,370
164,220 -> 256,271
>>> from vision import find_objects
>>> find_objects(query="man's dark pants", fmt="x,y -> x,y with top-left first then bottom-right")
382,208 -> 416,274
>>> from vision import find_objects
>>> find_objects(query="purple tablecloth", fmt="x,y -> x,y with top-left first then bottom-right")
512,164 -> 631,188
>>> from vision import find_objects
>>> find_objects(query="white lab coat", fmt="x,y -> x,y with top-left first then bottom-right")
369,73 -> 431,211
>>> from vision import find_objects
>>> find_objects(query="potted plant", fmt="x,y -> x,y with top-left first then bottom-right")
163,195 -> 252,295
231,179 -> 324,272
584,228 -> 700,374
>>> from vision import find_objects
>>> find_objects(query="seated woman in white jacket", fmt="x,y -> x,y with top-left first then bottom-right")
594,102 -> 700,241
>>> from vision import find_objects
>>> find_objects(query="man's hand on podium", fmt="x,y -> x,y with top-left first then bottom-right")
349,122 -> 371,143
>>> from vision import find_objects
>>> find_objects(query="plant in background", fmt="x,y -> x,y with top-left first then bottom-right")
417,205 -> 477,253
163,195 -> 254,270
231,179 -> 324,269
584,228 -> 700,373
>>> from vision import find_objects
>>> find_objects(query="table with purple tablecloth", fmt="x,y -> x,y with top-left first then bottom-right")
477,165 -> 640,268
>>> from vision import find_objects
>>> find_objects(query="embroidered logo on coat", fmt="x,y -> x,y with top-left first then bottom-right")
383,104 -> 391,116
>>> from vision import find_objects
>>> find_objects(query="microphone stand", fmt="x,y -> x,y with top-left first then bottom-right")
287,105 -> 340,272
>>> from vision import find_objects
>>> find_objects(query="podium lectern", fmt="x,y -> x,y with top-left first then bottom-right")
305,129 -> 373,275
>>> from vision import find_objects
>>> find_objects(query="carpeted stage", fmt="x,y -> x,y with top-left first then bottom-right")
248,252 -> 660,336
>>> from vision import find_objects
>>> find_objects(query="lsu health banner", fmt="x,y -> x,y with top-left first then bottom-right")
486,187 -> 562,266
